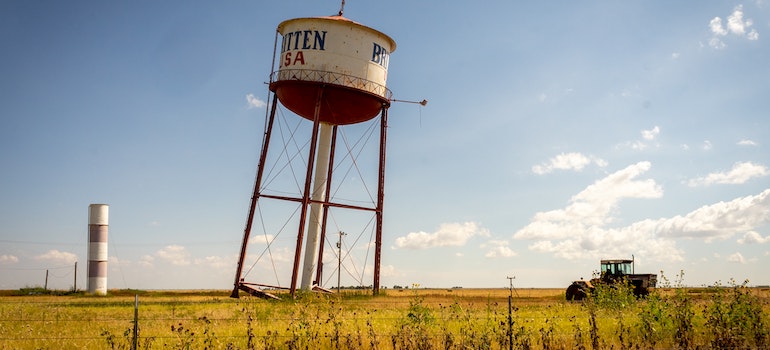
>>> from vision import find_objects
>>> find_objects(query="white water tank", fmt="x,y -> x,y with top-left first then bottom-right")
270,16 -> 396,125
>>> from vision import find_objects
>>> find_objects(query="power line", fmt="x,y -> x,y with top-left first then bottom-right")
0,264 -> 74,271
0,239 -> 80,246
0,238 -> 238,247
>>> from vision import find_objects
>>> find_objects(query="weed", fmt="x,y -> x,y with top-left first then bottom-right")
263,330 -> 279,350
100,328 -> 130,350
325,300 -> 343,349
586,304 -> 599,350
588,277 -> 635,311
392,291 -> 434,349
635,291 -> 671,348
100,325 -> 154,349
615,314 -> 633,350
245,310 -> 256,349
570,315 -> 586,350
169,322 -> 196,349
538,317 -> 556,350
285,309 -> 311,349
670,271 -> 695,350
199,315 -> 216,349
705,279 -> 769,349
366,318 -> 379,350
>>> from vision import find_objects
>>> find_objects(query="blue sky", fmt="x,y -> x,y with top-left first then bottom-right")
1,1 -> 769,291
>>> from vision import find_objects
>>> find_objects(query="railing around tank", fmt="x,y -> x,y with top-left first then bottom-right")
272,69 -> 392,100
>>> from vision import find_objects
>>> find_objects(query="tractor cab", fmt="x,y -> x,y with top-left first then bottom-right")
599,259 -> 633,282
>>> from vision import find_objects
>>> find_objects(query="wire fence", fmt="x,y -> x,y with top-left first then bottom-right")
0,313 -> 604,350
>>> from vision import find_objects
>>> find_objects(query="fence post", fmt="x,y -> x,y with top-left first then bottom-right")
506,276 -> 514,350
132,294 -> 138,350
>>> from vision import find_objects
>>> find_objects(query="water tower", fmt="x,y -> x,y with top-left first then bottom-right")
231,13 -> 396,298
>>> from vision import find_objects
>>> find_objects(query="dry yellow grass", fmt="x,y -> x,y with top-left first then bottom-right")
0,287 -> 768,349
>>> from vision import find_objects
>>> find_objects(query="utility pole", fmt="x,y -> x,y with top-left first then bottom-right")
45,270 -> 49,290
337,231 -> 346,293
74,262 -> 78,292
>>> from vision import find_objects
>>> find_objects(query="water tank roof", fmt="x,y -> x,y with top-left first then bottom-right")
276,16 -> 396,52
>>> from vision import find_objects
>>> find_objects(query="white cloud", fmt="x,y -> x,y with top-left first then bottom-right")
155,245 -> 191,266
138,255 -> 155,268
515,162 -> 770,262
594,158 -> 609,168
378,264 -> 401,278
0,254 -> 19,264
709,37 -> 727,50
108,256 -> 127,267
737,231 -> 770,244
246,93 -> 266,109
251,246 -> 294,264
702,140 -> 713,151
630,141 -> 647,151
687,162 -> 769,187
727,252 -> 746,264
482,240 -> 517,258
519,162 -> 663,239
727,6 -> 750,35
35,250 -> 77,265
395,222 -> 490,249
708,6 -> 760,49
737,139 -> 758,146
532,152 -> 607,175
655,189 -> 770,241
249,234 -> 276,245
620,89 -> 633,98
515,162 -> 679,261
619,126 -> 661,151
710,17 -> 728,36
194,255 -> 232,269
641,126 -> 660,141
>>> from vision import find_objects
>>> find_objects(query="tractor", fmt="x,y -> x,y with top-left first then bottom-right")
566,258 -> 657,301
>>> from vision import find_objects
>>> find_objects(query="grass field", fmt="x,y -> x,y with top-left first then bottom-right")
0,284 -> 768,349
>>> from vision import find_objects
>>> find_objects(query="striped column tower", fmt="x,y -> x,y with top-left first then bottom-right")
87,204 -> 108,295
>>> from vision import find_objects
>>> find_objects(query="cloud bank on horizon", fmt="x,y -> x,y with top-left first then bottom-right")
394,124 -> 770,264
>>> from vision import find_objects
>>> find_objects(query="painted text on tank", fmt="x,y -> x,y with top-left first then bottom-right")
281,30 -> 327,52
371,43 -> 389,69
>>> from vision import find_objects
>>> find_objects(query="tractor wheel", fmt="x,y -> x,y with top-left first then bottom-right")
566,283 -> 586,301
